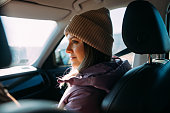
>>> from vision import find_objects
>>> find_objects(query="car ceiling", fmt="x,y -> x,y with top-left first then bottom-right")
0,0 -> 169,22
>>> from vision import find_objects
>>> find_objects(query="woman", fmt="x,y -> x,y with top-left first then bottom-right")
57,7 -> 131,113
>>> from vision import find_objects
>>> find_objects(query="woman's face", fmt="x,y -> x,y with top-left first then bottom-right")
66,34 -> 85,69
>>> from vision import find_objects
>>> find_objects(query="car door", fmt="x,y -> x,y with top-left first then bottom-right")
0,16 -> 66,102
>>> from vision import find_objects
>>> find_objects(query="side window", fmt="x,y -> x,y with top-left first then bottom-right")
110,7 -> 134,65
55,7 -> 134,66
55,37 -> 70,66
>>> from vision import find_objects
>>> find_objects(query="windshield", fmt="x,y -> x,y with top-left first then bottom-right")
1,16 -> 57,67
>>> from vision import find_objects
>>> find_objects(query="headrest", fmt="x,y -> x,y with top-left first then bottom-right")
0,17 -> 12,68
122,1 -> 170,54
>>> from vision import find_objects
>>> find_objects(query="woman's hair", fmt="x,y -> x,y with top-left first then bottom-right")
78,43 -> 112,72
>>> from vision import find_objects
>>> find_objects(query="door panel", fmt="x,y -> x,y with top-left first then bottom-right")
0,69 -> 59,101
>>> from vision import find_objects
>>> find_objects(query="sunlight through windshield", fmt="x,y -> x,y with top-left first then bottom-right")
1,16 -> 57,66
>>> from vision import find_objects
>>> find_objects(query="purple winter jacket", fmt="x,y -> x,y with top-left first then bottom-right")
57,58 -> 131,113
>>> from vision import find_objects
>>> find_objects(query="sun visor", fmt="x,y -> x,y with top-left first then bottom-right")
0,0 -> 71,21
0,0 -> 11,7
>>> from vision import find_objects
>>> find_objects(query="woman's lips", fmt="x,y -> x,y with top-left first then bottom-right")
70,56 -> 76,60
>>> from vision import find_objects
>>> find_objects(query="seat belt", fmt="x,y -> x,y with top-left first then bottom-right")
114,48 -> 131,57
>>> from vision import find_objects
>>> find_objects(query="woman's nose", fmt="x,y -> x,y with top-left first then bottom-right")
66,43 -> 72,54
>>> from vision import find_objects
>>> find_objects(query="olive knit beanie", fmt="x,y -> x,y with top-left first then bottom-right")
64,7 -> 114,56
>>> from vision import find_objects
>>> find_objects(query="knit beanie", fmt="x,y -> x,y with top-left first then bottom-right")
64,7 -> 114,56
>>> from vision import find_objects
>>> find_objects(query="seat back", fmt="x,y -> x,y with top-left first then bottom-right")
102,1 -> 170,113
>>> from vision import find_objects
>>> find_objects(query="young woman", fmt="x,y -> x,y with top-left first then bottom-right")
57,7 -> 131,113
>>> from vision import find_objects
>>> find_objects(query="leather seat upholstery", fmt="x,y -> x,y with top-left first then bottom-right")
102,1 -> 170,113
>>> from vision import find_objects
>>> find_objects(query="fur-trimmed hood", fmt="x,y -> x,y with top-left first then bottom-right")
58,58 -> 132,93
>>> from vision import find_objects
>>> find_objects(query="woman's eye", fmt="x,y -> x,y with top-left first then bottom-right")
72,40 -> 79,44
